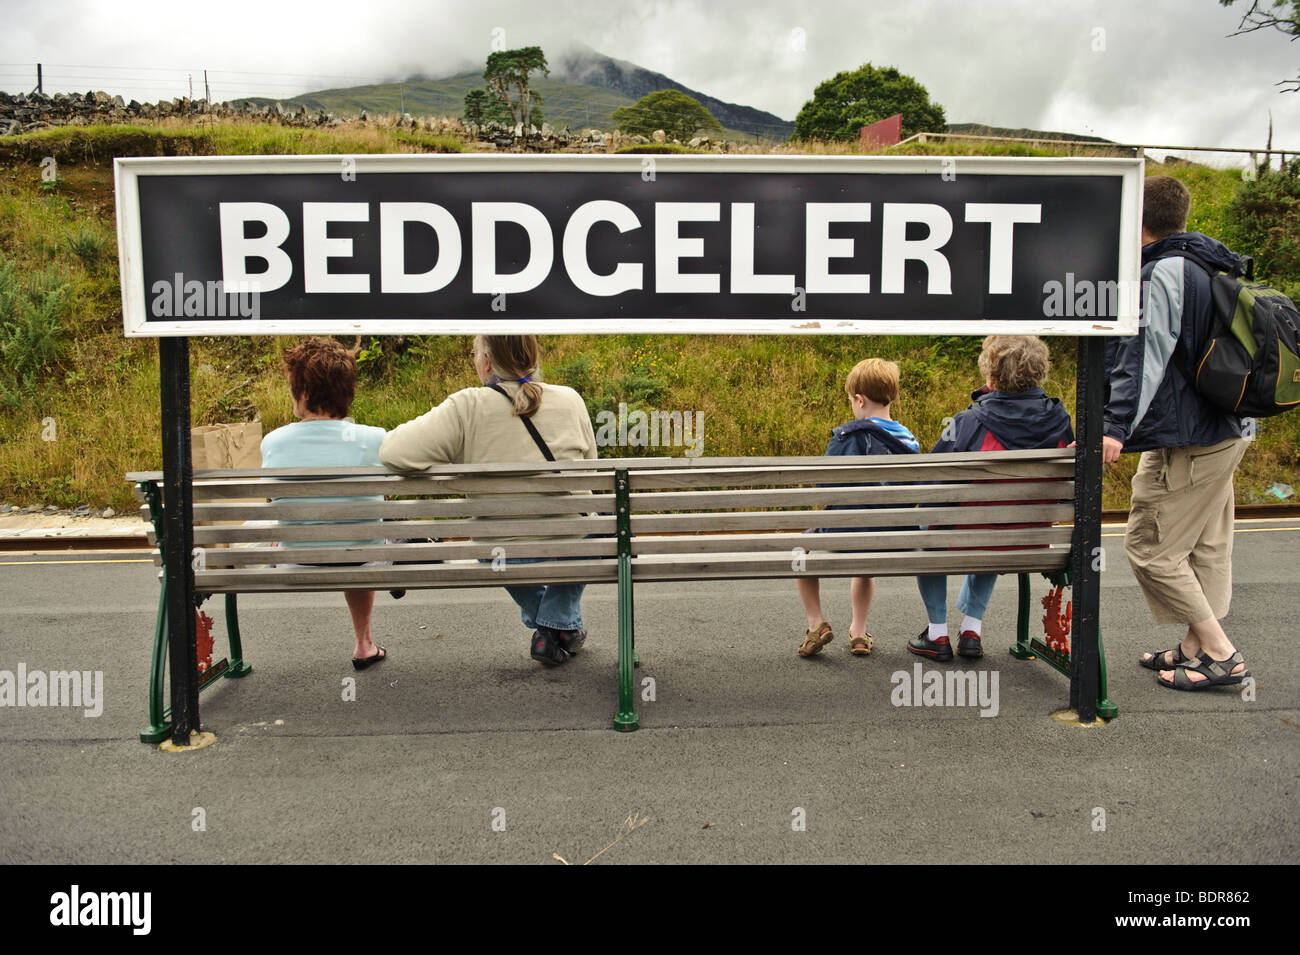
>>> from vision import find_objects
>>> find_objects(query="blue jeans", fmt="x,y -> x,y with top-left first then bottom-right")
917,574 -> 998,624
491,556 -> 585,631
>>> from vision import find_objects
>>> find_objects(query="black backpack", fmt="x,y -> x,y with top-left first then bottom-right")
1163,249 -> 1300,418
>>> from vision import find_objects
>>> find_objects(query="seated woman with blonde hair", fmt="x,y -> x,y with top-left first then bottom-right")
260,337 -> 389,669
380,335 -> 598,666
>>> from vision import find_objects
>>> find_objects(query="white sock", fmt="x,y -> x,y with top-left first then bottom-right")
928,623 -> 948,640
961,615 -> 982,637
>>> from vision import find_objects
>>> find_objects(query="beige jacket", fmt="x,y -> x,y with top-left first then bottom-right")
379,381 -> 599,541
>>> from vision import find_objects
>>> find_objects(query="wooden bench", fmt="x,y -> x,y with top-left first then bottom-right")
128,447 -> 1116,742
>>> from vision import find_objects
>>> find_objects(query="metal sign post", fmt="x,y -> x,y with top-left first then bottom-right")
158,336 -> 199,741
1070,336 -> 1106,723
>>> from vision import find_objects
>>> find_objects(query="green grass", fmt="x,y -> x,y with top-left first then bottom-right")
0,122 -> 1295,511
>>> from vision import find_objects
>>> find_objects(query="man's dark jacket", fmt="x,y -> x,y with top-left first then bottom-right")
1104,232 -> 1243,452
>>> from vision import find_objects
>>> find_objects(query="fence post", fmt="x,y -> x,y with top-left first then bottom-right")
159,336 -> 200,741
1070,336 -> 1105,722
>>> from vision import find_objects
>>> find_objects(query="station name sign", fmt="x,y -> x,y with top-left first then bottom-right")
115,154 -> 1143,337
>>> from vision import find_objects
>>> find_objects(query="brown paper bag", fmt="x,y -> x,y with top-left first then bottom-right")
191,422 -> 262,471
191,422 -> 264,539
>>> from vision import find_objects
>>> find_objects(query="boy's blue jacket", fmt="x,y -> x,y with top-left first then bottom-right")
931,387 -> 1074,453
814,418 -> 918,534
825,417 -> 919,457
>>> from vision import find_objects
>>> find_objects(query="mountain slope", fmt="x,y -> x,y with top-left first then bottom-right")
234,47 -> 794,141
550,47 -> 793,140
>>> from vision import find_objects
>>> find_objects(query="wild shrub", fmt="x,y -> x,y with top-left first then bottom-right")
1222,163 -> 1300,289
0,258 -> 71,390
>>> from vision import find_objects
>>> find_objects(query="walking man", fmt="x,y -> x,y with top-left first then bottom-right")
1103,175 -> 1252,690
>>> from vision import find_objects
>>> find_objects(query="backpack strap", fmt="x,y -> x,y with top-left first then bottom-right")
1153,249 -> 1239,388
486,383 -> 555,462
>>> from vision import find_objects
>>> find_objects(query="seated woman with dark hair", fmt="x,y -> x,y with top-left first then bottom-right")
261,337 -> 389,670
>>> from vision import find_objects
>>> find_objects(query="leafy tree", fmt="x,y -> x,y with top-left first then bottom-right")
793,63 -> 946,142
1221,1 -> 1299,91
611,89 -> 722,142
484,46 -> 549,129
463,88 -> 511,126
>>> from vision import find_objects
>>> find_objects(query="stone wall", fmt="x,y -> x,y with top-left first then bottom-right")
0,90 -> 751,152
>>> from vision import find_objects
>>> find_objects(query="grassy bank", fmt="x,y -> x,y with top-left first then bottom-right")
0,121 -> 1295,512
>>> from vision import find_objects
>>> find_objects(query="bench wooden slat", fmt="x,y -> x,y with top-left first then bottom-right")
630,502 -> 1073,533
628,480 -> 1073,512
626,459 -> 1075,489
191,495 -> 614,521
629,526 -> 1073,555
190,473 -> 618,499
179,526 -> 1071,568
182,479 -> 1070,522
195,558 -> 619,592
188,515 -> 616,544
194,544 -> 1069,592
175,506 -> 1073,544
192,537 -> 619,567
630,547 -> 1069,582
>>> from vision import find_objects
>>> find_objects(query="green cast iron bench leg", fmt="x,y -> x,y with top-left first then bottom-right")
139,581 -> 172,743
1009,572 -> 1118,719
223,593 -> 252,679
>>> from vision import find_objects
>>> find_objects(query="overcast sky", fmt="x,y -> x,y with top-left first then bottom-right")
2,0 -> 1296,161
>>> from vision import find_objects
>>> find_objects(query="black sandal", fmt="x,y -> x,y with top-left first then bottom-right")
1156,650 -> 1250,690
352,646 -> 387,670
1139,644 -> 1189,671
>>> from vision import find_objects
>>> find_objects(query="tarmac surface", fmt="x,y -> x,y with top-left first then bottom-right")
1,519 -> 1296,865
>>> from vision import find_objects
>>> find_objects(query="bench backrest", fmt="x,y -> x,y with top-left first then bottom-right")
129,448 -> 1074,593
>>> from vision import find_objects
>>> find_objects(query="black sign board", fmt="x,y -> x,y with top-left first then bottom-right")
117,154 -> 1142,337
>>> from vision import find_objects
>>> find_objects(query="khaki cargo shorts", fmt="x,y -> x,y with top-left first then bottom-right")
1124,436 -> 1250,624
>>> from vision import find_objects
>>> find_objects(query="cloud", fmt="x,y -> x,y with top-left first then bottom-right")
1,0 -> 1295,151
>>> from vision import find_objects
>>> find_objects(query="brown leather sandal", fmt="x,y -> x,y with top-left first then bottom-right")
797,622 -> 834,658
848,632 -> 874,656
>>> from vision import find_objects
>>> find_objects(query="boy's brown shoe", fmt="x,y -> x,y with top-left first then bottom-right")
797,622 -> 834,658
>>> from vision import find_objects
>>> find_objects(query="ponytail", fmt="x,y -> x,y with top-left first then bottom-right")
474,335 -> 544,416
514,380 -> 543,417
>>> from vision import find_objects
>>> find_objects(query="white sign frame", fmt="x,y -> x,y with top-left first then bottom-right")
116,153 -> 1144,337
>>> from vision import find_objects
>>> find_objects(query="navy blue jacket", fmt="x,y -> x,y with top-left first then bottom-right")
825,417 -> 918,457
931,387 -> 1074,453
814,417 -> 917,534
1103,232 -> 1243,452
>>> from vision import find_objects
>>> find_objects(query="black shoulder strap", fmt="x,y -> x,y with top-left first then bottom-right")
487,383 -> 555,461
